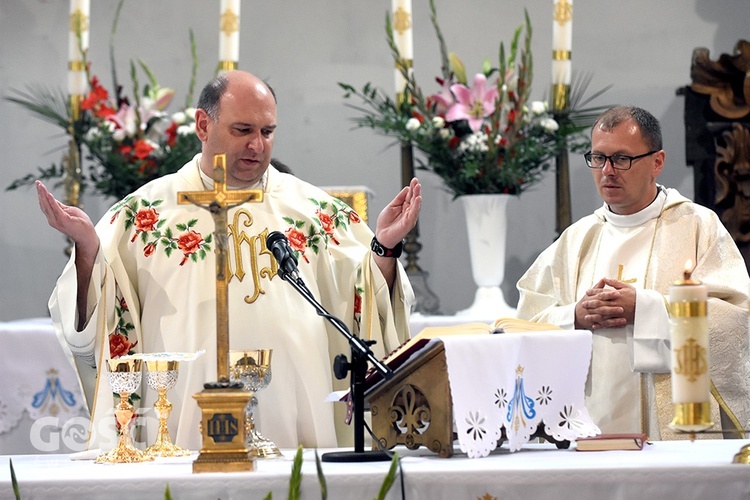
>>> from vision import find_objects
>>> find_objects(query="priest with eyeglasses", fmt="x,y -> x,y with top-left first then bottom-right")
516,105 -> 750,439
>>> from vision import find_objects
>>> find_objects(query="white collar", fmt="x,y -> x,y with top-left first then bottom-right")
602,186 -> 667,228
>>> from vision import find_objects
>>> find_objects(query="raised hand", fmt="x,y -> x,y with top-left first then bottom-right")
374,177 -> 422,249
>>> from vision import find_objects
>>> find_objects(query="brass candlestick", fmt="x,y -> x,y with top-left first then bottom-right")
96,358 -> 153,464
145,360 -> 190,457
229,349 -> 282,459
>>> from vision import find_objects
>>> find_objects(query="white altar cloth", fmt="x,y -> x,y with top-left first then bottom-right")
441,330 -> 599,457
3,440 -> 750,499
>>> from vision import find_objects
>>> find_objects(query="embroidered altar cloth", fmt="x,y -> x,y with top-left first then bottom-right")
441,330 -> 599,457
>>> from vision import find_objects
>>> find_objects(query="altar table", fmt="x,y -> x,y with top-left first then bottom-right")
3,440 -> 750,499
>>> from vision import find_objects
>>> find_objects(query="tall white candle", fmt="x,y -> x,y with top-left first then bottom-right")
391,0 -> 413,96
68,0 -> 90,96
219,0 -> 241,73
551,0 -> 572,86
668,260 -> 712,432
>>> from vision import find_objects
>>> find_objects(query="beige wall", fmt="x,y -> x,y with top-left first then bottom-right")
0,0 -> 746,319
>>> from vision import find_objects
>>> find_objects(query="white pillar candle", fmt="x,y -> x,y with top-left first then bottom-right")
551,0 -> 572,86
668,261 -> 710,407
68,0 -> 90,96
391,0 -> 413,96
219,0 -> 241,73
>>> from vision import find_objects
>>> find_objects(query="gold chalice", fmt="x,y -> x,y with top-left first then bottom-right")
96,358 -> 154,464
229,349 -> 282,459
145,360 -> 190,457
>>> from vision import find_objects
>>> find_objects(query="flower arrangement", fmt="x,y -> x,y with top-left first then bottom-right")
340,1 -> 601,198
6,2 -> 201,201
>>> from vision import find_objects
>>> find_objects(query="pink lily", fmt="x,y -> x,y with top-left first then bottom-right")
446,74 -> 498,133
429,78 -> 456,115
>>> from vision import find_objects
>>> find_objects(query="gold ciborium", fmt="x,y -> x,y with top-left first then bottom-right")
96,358 -> 154,464
229,349 -> 282,458
145,360 -> 190,457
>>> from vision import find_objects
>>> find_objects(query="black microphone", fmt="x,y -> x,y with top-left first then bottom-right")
266,231 -> 299,280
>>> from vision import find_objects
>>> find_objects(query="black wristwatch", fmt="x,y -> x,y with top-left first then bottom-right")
370,236 -> 404,258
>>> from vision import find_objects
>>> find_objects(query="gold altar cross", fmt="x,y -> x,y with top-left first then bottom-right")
178,154 -> 263,382
616,264 -> 637,284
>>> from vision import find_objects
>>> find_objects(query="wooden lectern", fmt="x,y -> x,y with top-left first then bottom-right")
366,341 -> 455,458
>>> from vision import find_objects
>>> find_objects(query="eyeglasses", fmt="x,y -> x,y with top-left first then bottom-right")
584,150 -> 659,170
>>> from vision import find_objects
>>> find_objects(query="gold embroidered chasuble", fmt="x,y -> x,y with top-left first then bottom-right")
49,156 -> 413,451
517,187 -> 750,439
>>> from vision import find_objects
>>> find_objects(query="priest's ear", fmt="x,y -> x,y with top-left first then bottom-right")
194,108 -> 210,143
651,149 -> 666,179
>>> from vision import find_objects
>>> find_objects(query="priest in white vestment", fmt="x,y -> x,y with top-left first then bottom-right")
517,106 -> 750,439
37,71 -> 421,451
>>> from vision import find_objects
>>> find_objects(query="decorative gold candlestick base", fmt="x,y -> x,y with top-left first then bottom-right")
145,360 -> 190,458
96,359 -> 153,464
668,402 -> 714,433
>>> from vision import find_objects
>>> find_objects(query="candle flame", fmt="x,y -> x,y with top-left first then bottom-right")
683,259 -> 695,280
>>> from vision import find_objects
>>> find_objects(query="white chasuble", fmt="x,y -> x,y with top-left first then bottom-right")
586,190 -> 667,435
517,187 -> 750,439
49,155 -> 413,451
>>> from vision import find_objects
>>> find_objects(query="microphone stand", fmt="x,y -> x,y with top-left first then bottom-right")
276,267 -> 394,462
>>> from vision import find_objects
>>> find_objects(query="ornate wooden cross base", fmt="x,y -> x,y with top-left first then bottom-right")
178,153 -> 263,473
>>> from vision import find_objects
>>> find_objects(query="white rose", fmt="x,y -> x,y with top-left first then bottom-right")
432,116 -> 445,128
540,117 -> 559,132
405,117 -> 421,131
530,101 -> 547,116
177,123 -> 196,136
172,111 -> 187,125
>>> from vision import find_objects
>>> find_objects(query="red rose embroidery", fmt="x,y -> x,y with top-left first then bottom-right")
109,333 -> 137,358
354,291 -> 362,315
131,208 -> 159,242
143,242 -> 156,257
349,212 -> 361,224
285,228 -> 309,263
120,298 -> 128,311
178,230 -> 203,265
317,210 -> 340,245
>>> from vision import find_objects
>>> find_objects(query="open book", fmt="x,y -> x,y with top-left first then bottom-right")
364,317 -> 561,390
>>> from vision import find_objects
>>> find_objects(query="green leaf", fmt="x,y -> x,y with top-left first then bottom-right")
375,452 -> 400,500
314,450 -> 328,500
10,458 -> 20,500
164,483 -> 172,500
288,445 -> 303,500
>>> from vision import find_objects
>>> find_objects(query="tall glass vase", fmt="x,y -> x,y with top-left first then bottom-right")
456,193 -> 516,320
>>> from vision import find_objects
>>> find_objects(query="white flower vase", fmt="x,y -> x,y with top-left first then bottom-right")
456,194 -> 516,320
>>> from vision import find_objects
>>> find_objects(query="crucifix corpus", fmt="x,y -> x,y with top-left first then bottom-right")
178,153 -> 264,473
178,153 -> 263,383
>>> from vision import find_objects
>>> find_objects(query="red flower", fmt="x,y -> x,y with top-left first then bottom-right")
178,230 -> 203,265
120,298 -> 128,311
317,210 -> 334,234
109,333 -> 137,358
133,139 -> 154,160
349,211 -> 361,224
165,121 -> 178,147
143,242 -> 156,257
353,292 -> 362,315
317,210 -> 340,245
134,208 -> 159,233
285,228 -> 309,263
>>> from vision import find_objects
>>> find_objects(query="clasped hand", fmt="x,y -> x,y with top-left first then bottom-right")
575,277 -> 636,330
